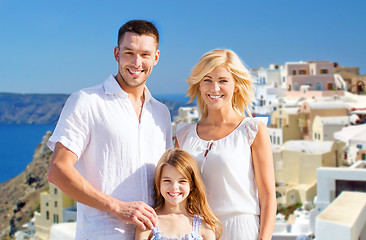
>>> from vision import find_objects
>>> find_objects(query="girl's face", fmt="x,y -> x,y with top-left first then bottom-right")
160,165 -> 191,208
199,65 -> 236,112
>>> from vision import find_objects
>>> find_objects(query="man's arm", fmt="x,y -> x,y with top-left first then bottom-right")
48,142 -> 157,230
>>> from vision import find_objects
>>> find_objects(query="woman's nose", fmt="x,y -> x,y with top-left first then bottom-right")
211,82 -> 220,91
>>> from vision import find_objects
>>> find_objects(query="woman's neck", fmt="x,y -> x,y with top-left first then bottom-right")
204,107 -> 243,125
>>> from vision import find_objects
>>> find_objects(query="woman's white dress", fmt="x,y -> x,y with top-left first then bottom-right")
176,117 -> 267,240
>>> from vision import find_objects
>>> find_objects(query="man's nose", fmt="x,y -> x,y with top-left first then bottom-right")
132,55 -> 142,67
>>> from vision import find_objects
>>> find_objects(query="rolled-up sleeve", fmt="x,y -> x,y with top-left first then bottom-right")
47,91 -> 90,159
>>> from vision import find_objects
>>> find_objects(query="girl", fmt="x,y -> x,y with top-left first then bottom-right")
176,49 -> 277,239
135,149 -> 221,240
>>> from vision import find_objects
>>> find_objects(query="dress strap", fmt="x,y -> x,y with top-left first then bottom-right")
192,215 -> 202,234
150,226 -> 161,240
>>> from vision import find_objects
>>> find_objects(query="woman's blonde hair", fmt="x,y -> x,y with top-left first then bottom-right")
186,49 -> 256,119
154,149 -> 222,239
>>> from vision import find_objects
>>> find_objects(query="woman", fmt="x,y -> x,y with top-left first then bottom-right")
176,49 -> 276,239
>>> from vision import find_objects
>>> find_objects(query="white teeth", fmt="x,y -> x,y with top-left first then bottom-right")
168,192 -> 181,197
209,95 -> 222,99
129,69 -> 142,74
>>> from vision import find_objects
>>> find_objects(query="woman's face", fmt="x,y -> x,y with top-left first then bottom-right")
199,65 -> 236,112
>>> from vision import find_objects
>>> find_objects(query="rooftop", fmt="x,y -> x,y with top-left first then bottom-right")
284,140 -> 334,154
317,191 -> 366,226
317,116 -> 350,125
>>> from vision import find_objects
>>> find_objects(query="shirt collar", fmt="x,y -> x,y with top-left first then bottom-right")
103,75 -> 153,103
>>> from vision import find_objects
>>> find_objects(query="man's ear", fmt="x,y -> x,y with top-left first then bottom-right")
114,46 -> 120,62
154,49 -> 160,65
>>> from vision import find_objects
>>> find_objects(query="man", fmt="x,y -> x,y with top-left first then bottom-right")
47,20 -> 172,239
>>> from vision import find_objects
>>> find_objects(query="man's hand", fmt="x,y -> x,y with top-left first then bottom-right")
108,200 -> 158,230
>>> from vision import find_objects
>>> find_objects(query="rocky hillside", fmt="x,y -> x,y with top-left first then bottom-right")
0,131 -> 53,239
0,93 -> 193,124
0,93 -> 69,124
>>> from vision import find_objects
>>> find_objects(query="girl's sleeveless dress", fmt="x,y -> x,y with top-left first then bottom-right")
150,214 -> 203,240
176,117 -> 268,240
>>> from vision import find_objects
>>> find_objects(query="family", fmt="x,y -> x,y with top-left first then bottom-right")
47,19 -> 276,240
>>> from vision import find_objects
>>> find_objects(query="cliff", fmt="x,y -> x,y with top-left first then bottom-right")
0,93 -> 193,124
0,131 -> 53,239
0,93 -> 69,124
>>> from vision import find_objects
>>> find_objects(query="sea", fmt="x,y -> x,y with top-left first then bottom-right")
0,124 -> 56,183
0,94 -> 190,184
0,94 -> 270,184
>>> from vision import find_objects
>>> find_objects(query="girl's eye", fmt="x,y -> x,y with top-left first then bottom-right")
220,80 -> 228,83
179,180 -> 188,183
162,179 -> 170,182
202,79 -> 212,82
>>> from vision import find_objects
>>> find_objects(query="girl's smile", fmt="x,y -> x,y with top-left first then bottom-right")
160,165 -> 190,208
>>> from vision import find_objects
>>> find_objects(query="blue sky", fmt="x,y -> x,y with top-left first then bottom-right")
0,0 -> 365,95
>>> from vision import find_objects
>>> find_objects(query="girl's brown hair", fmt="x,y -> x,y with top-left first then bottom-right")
154,149 -> 222,238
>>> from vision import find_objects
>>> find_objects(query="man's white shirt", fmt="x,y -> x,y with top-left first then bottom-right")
48,75 -> 172,239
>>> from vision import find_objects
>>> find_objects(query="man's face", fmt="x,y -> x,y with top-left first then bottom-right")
114,32 -> 159,89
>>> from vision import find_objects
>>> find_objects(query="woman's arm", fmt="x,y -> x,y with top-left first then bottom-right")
251,122 -> 277,240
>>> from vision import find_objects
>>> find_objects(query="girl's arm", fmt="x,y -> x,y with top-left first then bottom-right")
200,222 -> 216,240
135,227 -> 152,240
251,122 -> 277,240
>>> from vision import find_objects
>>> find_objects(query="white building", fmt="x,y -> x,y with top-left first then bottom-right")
312,115 -> 350,141
254,64 -> 287,115
334,123 -> 366,165
316,191 -> 366,240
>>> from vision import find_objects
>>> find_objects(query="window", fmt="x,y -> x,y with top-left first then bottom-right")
277,137 -> 280,145
299,69 -> 306,75
53,214 -> 59,223
363,154 -> 366,160
263,77 -> 266,85
279,118 -> 283,128
273,137 -> 276,144
316,82 -> 322,90
45,202 -> 48,207
270,136 -> 272,143
46,211 -> 49,220
344,152 -> 348,160
55,201 -> 58,207
321,69 -> 328,74
292,70 -> 297,75
283,77 -> 286,83
357,144 -> 363,149
54,188 -> 57,195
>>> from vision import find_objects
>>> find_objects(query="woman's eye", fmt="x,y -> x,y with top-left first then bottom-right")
202,79 -> 211,82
